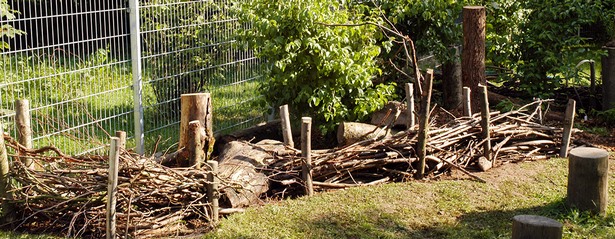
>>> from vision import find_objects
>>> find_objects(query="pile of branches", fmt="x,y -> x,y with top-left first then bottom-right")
266,100 -> 561,190
1,140 -> 219,238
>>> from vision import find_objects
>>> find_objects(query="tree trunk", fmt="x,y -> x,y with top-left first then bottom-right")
442,48 -> 462,111
337,122 -> 394,146
462,6 -> 486,114
602,47 -> 615,110
179,93 -> 215,166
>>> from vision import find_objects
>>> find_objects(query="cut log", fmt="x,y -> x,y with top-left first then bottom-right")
512,215 -> 562,239
337,122 -> 394,146
370,101 -> 409,128
217,140 -> 288,208
567,147 -> 609,216
477,156 -> 492,171
179,93 -> 215,166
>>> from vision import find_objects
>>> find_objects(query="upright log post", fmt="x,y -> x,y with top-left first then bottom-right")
115,131 -> 126,150
106,137 -> 120,239
567,147 -> 609,217
442,46 -> 463,111
603,47 -> 615,110
206,160 -> 219,223
188,121 -> 205,169
462,6 -> 486,114
279,105 -> 294,148
512,215 -> 563,239
463,87 -> 472,117
405,83 -> 416,129
0,123 -> 13,223
560,99 -> 576,158
479,85 -> 492,164
417,69 -> 434,178
15,99 -> 33,169
179,93 -> 215,166
301,117 -> 313,196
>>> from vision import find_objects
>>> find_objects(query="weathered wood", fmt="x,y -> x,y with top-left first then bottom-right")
477,156 -> 492,171
463,87 -> 472,117
0,123 -> 12,223
206,160 -> 219,223
479,85 -> 492,164
115,131 -> 126,150
279,104 -> 294,148
301,117 -> 313,197
15,99 -> 33,169
188,121 -> 205,169
217,140 -> 273,207
567,147 -> 609,217
559,99 -> 576,157
406,83 -> 416,128
512,215 -> 563,239
337,122 -> 393,146
179,93 -> 215,164
462,6 -> 486,114
417,69 -> 434,178
106,137 -> 121,239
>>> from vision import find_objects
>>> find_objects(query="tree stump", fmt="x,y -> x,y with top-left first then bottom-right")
567,147 -> 609,216
512,215 -> 562,239
179,93 -> 215,166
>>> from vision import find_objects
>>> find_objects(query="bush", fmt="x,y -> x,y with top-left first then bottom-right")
236,0 -> 396,132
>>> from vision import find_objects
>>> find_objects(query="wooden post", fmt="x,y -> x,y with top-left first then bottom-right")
462,6 -> 486,114
115,131 -> 126,150
405,83 -> 416,129
0,123 -> 13,223
301,117 -> 313,196
479,85 -> 492,166
179,93 -> 215,164
206,160 -> 219,223
560,99 -> 576,158
442,46 -> 463,111
188,121 -> 205,169
567,147 -> 609,217
463,87 -> 471,117
512,215 -> 563,239
279,105 -> 294,148
417,69 -> 434,178
15,99 -> 33,169
106,137 -> 120,239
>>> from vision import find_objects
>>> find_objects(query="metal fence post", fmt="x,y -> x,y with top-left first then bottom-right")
129,0 -> 145,154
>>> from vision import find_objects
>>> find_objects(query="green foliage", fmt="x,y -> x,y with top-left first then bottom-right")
595,108 -> 615,124
495,99 -> 515,112
0,0 -> 25,50
236,0 -> 396,132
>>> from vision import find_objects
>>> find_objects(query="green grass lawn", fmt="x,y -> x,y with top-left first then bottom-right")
206,157 -> 615,239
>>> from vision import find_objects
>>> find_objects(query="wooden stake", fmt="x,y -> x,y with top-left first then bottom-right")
206,160 -> 219,223
106,137 -> 120,239
567,147 -> 609,217
301,117 -> 313,196
405,83 -> 416,128
15,99 -> 33,169
479,85 -> 492,163
560,99 -> 576,157
188,121 -> 205,169
512,215 -> 563,239
0,123 -> 13,223
179,93 -> 215,164
279,105 -> 294,148
417,69 -> 434,178
115,131 -> 126,150
463,87 -> 472,117
462,6 -> 486,113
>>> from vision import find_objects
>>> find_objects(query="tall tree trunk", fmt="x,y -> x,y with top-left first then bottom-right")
442,47 -> 462,111
462,6 -> 486,114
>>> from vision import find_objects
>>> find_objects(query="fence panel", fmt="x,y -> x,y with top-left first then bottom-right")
0,0 -> 267,155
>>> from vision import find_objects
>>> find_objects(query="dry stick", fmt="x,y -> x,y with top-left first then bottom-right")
15,99 -> 33,169
560,99 -> 576,157
417,69 -> 434,178
0,123 -> 12,223
301,117 -> 313,196
479,85 -> 492,164
206,161 -> 219,223
405,83 -> 416,128
463,87 -> 472,117
279,105 -> 294,148
106,137 -> 120,239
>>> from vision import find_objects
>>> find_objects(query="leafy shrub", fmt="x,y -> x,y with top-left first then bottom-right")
0,0 -> 24,50
236,0 -> 396,132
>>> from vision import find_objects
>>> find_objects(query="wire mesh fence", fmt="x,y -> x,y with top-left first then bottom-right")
0,0 -> 267,155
